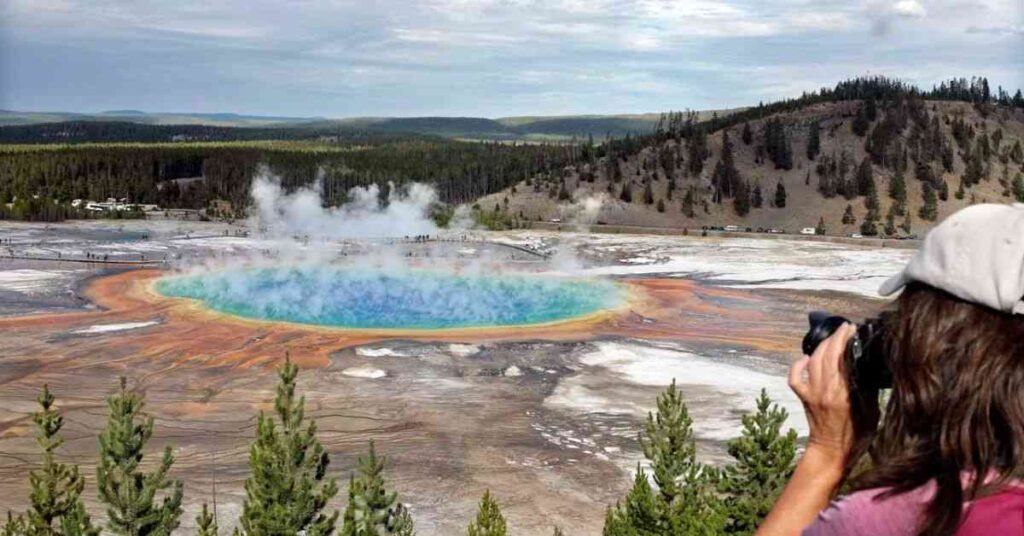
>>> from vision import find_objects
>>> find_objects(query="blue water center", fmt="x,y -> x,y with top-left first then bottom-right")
156,266 -> 625,330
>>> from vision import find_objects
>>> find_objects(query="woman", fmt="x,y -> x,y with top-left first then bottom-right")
757,203 -> 1024,536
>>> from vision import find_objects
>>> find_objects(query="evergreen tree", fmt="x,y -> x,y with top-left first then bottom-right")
3,514 -> 26,536
718,390 -> 797,535
467,491 -> 506,536
1010,140 -> 1023,164
774,180 -> 787,209
605,381 -> 723,535
900,211 -> 913,234
195,504 -> 217,536
656,199 -> 665,213
806,121 -> 820,161
687,129 -> 709,176
751,182 -> 763,209
885,207 -> 898,236
733,179 -> 751,217
23,385 -> 99,536
888,170 -> 907,215
855,158 -> 873,196
620,183 -> 633,204
919,182 -> 938,221
955,177 -> 966,200
643,181 -> 654,205
681,188 -> 695,218
842,204 -> 856,225
964,147 -> 984,185
552,528 -> 565,536
815,217 -> 826,236
852,105 -> 870,137
96,377 -> 183,536
557,181 -> 570,202
339,441 -> 414,536
938,180 -> 949,201
238,356 -> 339,536
1014,172 -> 1024,203
741,122 -> 753,146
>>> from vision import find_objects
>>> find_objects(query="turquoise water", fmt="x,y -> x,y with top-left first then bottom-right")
156,266 -> 625,330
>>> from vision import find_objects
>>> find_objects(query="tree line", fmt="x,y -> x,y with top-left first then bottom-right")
3,358 -> 799,536
0,139 -> 578,221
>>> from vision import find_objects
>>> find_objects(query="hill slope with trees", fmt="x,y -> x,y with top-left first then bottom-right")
480,77 -> 1024,237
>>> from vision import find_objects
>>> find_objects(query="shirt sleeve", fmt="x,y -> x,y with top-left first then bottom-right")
802,488 -> 925,536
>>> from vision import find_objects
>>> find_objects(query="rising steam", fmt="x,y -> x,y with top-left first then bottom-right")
249,169 -> 439,240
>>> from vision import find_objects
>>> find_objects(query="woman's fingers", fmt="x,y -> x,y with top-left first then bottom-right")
824,324 -> 856,379
788,356 -> 811,400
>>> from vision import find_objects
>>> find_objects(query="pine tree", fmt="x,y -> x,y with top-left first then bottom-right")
855,158 -> 873,196
815,217 -> 826,236
964,147 -> 984,185
603,381 -> 726,535
888,170 -> 907,215
643,181 -> 654,205
195,504 -> 217,536
681,187 -> 695,218
751,182 -> 763,209
339,441 -> 413,536
96,377 -> 183,536
955,177 -> 966,200
557,181 -> 570,202
1013,173 -> 1024,203
774,180 -> 787,209
842,204 -> 856,225
806,121 -> 820,161
733,179 -> 751,217
3,514 -> 26,536
741,122 -> 752,145
719,390 -> 797,535
552,528 -> 564,536
20,385 -> 99,536
620,183 -> 633,203
900,211 -> 913,235
238,356 -> 339,536
919,182 -> 938,221
852,105 -> 870,137
467,491 -> 506,536
656,199 -> 665,213
885,207 -> 898,236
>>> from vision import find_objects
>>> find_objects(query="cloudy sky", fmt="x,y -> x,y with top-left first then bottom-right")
1,0 -> 1021,117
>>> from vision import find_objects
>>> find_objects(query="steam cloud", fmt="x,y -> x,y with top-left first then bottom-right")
249,169 -> 439,240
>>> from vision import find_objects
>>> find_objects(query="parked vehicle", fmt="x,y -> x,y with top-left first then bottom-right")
800,227 -> 816,235
724,225 -> 740,232
849,233 -> 863,239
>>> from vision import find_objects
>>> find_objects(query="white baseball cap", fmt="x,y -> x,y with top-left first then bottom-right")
879,203 -> 1024,315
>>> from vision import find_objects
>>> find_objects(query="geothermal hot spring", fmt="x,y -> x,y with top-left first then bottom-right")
155,266 -> 626,330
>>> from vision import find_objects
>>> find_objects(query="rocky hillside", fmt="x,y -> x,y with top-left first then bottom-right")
481,97 -> 1024,237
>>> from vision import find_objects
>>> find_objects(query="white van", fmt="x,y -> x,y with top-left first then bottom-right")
724,225 -> 740,232
800,227 -> 817,235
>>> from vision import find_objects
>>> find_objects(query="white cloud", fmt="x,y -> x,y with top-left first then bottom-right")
1,0 -> 1020,116
892,0 -> 927,17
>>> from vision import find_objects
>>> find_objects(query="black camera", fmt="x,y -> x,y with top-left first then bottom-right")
802,312 -> 893,391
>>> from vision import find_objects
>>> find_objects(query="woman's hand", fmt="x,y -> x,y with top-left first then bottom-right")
788,322 -> 857,463
754,324 -> 859,536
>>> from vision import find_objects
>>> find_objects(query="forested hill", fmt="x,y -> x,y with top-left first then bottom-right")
479,76 -> 1024,237
0,114 -> 669,143
2,76 -> 1023,235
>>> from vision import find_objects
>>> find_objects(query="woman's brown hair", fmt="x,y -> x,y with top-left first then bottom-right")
845,282 -> 1024,536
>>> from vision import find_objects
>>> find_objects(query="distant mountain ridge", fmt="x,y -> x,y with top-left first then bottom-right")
0,109 -> 740,142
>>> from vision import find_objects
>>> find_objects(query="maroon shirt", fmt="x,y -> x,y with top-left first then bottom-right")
802,482 -> 1024,536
